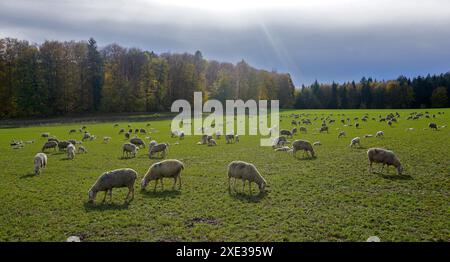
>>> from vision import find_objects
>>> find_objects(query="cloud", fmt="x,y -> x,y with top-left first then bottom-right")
1,0 -> 450,85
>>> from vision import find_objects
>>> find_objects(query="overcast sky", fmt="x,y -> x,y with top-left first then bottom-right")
1,0 -> 450,86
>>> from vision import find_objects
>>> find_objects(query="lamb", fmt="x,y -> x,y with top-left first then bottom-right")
364,134 -> 373,138
141,159 -> 184,191
272,136 -> 287,148
78,145 -> 87,154
149,143 -> 168,158
42,141 -> 58,152
69,129 -> 77,134
319,126 -> 329,133
41,132 -> 50,138
227,161 -> 267,194
375,131 -> 384,138
280,129 -> 293,138
350,137 -> 361,148
140,128 -> 147,134
34,153 -> 47,175
88,168 -> 138,204
119,128 -> 125,134
122,143 -> 138,158
130,137 -> 145,148
338,131 -> 346,138
103,137 -> 111,144
292,139 -> 315,158
367,148 -> 403,175
208,139 -> 217,146
299,126 -> 307,133
355,123 -> 360,128
429,122 -> 438,130
67,144 -> 76,160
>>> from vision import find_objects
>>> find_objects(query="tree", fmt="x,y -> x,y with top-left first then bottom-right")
87,38 -> 103,111
431,86 -> 448,108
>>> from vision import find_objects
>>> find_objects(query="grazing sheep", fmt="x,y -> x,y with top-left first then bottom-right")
58,141 -> 71,151
103,137 -> 111,144
67,144 -> 75,160
299,126 -> 307,133
88,168 -> 138,204
171,130 -> 179,138
124,132 -> 130,139
67,139 -> 77,145
364,134 -> 373,138
48,137 -> 59,143
122,143 -> 138,158
355,123 -> 360,128
319,126 -> 329,133
235,135 -> 240,143
350,137 -> 361,148
292,139 -> 315,158
149,140 -> 158,148
375,131 -> 384,138
130,137 -> 145,148
34,153 -> 47,175
215,130 -> 222,139
208,139 -> 217,146
274,146 -> 291,152
69,129 -> 77,134
141,159 -> 184,191
338,131 -> 346,138
367,148 -> 403,175
42,141 -> 58,152
179,131 -> 185,140
429,122 -> 438,130
225,134 -> 235,144
41,133 -> 50,138
149,143 -> 168,158
113,123 -> 119,127
313,141 -> 321,146
140,128 -> 147,134
89,135 -> 97,141
119,128 -> 125,134
227,161 -> 267,194
280,129 -> 293,138
272,136 -> 287,148
82,132 -> 91,141
78,146 -> 87,154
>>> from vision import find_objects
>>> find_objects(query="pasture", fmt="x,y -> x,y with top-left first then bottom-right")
0,109 -> 448,241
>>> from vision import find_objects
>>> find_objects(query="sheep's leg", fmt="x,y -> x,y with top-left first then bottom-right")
242,180 -> 245,193
249,182 -> 252,195
178,175 -> 182,189
102,191 -> 107,203
369,161 -> 373,173
125,188 -> 131,202
172,177 -> 177,190
161,178 -> 164,190
153,180 -> 157,191
109,189 -> 112,203
233,178 -> 237,191
228,177 -> 231,192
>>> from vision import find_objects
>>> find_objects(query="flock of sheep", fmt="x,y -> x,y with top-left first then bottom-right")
13,110 -> 445,204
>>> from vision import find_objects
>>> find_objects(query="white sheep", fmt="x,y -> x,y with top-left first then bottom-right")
350,137 -> 361,148
88,168 -> 138,203
122,143 -> 138,158
274,146 -> 291,152
227,161 -> 267,194
67,144 -> 76,160
367,148 -> 403,175
141,159 -> 184,191
313,141 -> 321,146
338,131 -> 346,138
375,131 -> 384,138
149,143 -> 168,158
34,153 -> 47,175
208,139 -> 217,146
78,145 -> 87,154
364,134 -> 373,138
292,139 -> 315,158
103,137 -> 111,143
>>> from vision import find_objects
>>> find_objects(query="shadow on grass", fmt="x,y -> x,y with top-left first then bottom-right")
20,173 -> 36,179
83,201 -> 130,212
294,156 -> 318,161
375,172 -> 413,180
118,156 -> 136,160
140,189 -> 181,198
229,190 -> 267,203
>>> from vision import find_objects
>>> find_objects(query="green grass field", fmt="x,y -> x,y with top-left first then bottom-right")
0,109 -> 449,242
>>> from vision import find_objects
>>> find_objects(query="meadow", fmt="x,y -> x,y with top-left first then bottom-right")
0,109 -> 448,242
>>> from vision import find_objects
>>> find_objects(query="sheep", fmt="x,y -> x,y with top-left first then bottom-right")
103,137 -> 111,144
69,129 -> 77,134
42,141 -> 58,152
227,161 -> 266,194
171,130 -> 179,138
364,134 -> 373,138
82,132 -> 91,141
272,136 -> 287,148
355,123 -> 360,128
179,131 -> 185,140
67,139 -> 78,145
124,132 -> 130,139
41,132 -> 50,138
225,134 -> 235,144
113,123 -> 119,127
313,141 -> 321,146
235,135 -> 240,143
122,143 -> 138,158
375,131 -> 384,138
78,145 -> 87,154
67,144 -> 76,160
429,122 -> 438,130
299,126 -> 307,133
215,130 -> 222,139
208,139 -> 217,146
280,129 -> 293,138
130,137 -> 145,148
367,148 -> 403,175
140,128 -> 147,134
292,139 -> 315,158
319,126 -> 329,133
58,141 -> 71,151
48,137 -> 59,143
149,140 -> 158,148
88,168 -> 138,204
350,137 -> 361,148
89,135 -> 97,141
34,153 -> 47,175
119,128 -> 125,134
141,159 -> 184,191
338,131 -> 346,138
274,146 -> 291,152
149,143 -> 168,158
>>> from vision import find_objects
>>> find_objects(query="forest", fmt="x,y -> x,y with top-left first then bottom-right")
0,37 -> 449,119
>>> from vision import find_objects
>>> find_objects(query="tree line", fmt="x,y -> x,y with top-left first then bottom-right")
295,74 -> 450,109
1,37 -> 449,119
0,37 -> 295,118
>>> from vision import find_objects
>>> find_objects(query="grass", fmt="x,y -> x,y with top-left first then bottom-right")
0,109 -> 449,242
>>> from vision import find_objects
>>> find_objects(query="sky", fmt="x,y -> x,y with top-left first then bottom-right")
1,0 -> 450,86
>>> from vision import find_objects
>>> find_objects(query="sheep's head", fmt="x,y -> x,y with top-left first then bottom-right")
259,181 -> 267,192
87,189 -> 96,203
397,164 -> 403,175
140,178 -> 148,190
